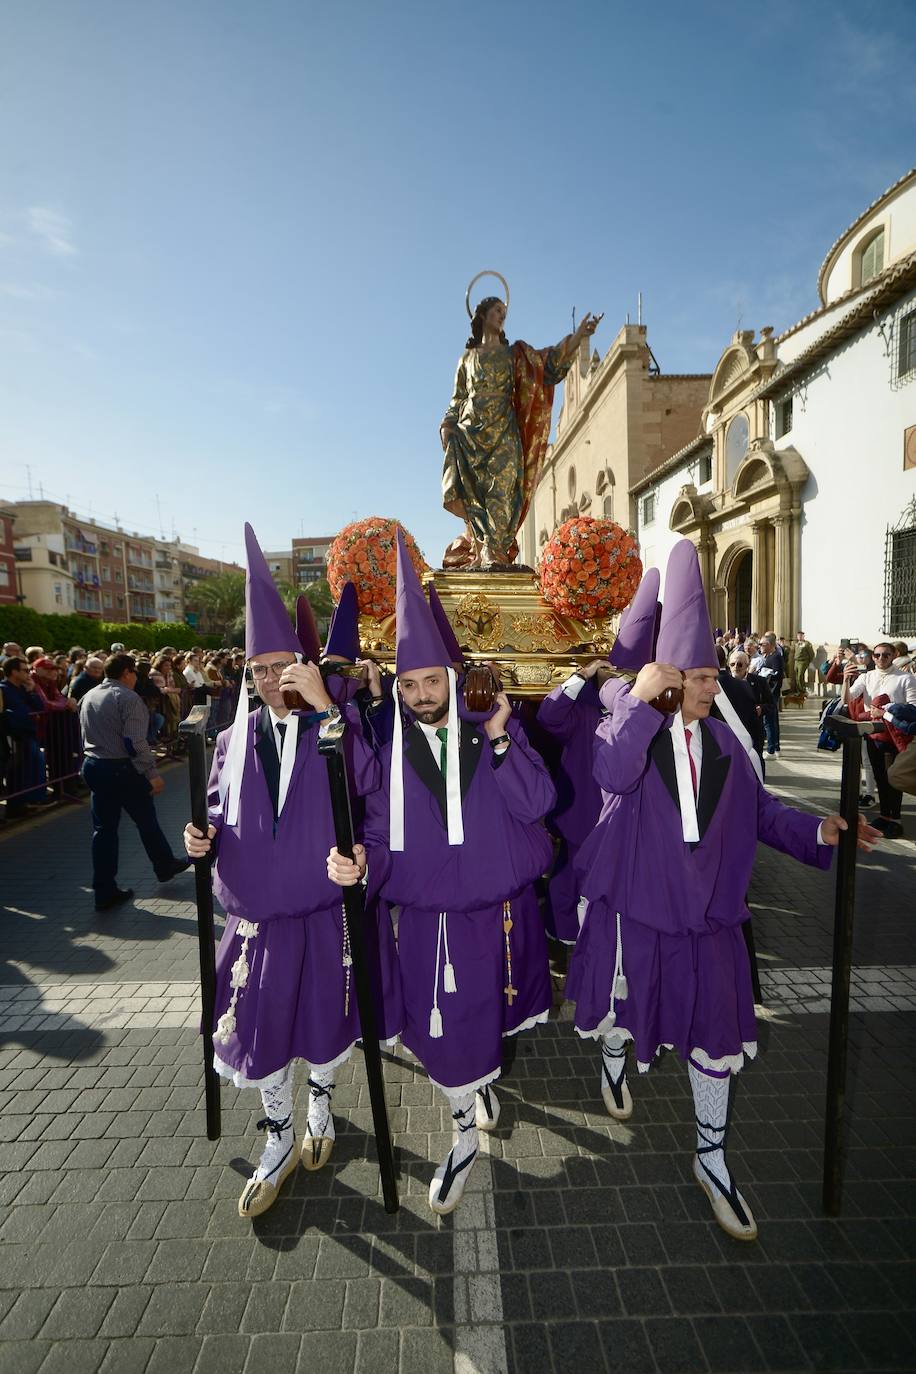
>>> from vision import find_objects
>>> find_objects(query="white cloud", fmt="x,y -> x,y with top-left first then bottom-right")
27,206 -> 78,257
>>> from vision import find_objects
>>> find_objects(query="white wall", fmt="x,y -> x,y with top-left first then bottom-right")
775,289 -> 916,644
634,452 -> 711,576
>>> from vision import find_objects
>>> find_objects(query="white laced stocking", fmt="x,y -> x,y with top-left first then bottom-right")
600,1030 -> 629,1092
254,1065 -> 294,1182
688,1060 -> 731,1193
307,1066 -> 336,1142
444,1089 -> 479,1168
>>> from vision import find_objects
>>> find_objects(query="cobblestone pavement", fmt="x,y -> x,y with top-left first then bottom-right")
1,708 -> 914,1374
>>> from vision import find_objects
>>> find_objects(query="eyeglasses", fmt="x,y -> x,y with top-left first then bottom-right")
874,651 -> 894,660
249,660 -> 296,680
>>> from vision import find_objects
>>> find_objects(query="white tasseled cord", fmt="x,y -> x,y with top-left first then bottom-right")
442,912 -> 457,993
429,911 -> 444,1037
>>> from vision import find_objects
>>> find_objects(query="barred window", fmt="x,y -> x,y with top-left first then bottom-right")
898,309 -> 916,380
642,493 -> 656,525
775,396 -> 793,439
885,504 -> 916,635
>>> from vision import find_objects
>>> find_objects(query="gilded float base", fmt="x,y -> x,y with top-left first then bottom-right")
359,570 -> 621,699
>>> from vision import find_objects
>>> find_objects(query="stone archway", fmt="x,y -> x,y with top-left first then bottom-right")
717,541 -> 754,633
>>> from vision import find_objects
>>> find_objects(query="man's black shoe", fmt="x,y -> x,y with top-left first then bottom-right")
95,888 -> 134,912
156,858 -> 192,883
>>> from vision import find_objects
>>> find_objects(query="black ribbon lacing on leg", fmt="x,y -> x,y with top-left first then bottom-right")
601,1042 -> 628,1111
696,1118 -> 751,1228
256,1113 -> 291,1138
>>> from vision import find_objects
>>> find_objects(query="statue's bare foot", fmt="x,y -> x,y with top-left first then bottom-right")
478,543 -> 515,571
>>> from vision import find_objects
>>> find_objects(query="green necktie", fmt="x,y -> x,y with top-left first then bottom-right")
435,726 -> 448,777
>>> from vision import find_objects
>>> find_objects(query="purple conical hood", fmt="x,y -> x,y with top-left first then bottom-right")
427,584 -> 463,665
655,538 -> 717,670
324,581 -> 361,661
609,567 -> 661,671
395,529 -> 449,674
295,595 -> 321,663
244,523 -> 299,659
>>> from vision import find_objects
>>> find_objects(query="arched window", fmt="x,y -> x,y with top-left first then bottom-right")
568,465 -> 577,501
856,228 -> 885,287
725,413 -> 749,487
603,493 -> 614,519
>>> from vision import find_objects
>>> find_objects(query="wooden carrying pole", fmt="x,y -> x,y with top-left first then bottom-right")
179,704 -> 221,1141
318,717 -> 399,1213
821,714 -> 876,1215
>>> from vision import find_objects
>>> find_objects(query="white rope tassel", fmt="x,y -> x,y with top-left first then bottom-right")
429,912 -> 444,1038
444,667 -> 464,846
389,674 -> 405,851
214,918 -> 259,1044
613,911 -> 628,1002
442,911 -> 457,993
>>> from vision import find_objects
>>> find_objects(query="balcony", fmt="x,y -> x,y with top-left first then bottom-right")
65,534 -> 98,556
127,576 -> 154,593
126,549 -> 153,569
155,556 -> 174,570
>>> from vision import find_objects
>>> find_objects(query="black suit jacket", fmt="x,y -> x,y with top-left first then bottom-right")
714,670 -> 765,756
254,706 -> 308,821
403,720 -> 487,828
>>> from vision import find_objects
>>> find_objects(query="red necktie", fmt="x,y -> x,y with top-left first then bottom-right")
684,727 -> 698,799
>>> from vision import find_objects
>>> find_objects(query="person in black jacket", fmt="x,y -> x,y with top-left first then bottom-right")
715,647 -> 766,765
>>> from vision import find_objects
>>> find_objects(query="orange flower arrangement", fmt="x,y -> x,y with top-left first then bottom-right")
539,517 -> 642,618
326,518 -> 427,619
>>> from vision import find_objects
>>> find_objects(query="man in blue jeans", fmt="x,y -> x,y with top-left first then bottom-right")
79,653 -> 189,911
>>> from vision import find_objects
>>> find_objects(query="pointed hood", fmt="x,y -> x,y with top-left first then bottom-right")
609,567 -> 661,671
395,529 -> 450,674
218,523 -> 301,827
391,528 -> 462,849
324,581 -> 361,661
244,523 -> 299,659
295,595 -> 321,663
655,538 -> 717,670
427,584 -> 463,666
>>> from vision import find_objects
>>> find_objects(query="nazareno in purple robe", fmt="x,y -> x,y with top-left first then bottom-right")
206,705 -> 402,1085
362,715 -> 556,1094
566,689 -> 833,1073
536,678 -> 605,943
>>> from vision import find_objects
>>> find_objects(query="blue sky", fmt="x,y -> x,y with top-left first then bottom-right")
1,0 -> 914,567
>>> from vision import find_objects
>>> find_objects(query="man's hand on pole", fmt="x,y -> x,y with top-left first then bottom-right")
327,844 -> 367,885
185,822 -> 216,858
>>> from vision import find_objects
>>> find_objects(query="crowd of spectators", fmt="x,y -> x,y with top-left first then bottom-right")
0,639 -> 246,819
715,626 -> 916,838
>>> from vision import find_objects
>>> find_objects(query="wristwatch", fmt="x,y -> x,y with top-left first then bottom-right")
317,704 -> 342,722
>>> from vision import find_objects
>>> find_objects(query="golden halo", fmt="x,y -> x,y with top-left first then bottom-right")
465,270 -> 510,320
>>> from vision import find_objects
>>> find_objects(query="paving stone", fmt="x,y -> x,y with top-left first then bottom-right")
98,1336 -> 157,1373
399,1327 -> 453,1373
242,1333 -> 302,1373
194,1333 -> 251,1373
39,1287 -> 116,1340
283,1279 -> 346,1332
137,1284 -> 208,1337
145,1335 -> 203,1374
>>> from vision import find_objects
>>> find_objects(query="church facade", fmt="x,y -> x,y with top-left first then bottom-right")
629,169 -> 916,645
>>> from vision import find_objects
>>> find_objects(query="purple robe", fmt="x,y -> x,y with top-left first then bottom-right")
566,690 -> 833,1069
207,706 -> 401,1082
536,680 -> 604,942
363,716 -> 555,1092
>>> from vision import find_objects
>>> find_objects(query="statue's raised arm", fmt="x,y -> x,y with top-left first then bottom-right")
441,271 -> 602,571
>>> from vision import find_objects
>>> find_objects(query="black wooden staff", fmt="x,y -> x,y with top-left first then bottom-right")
319,717 -> 399,1213
821,713 -> 877,1215
179,703 -> 221,1141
